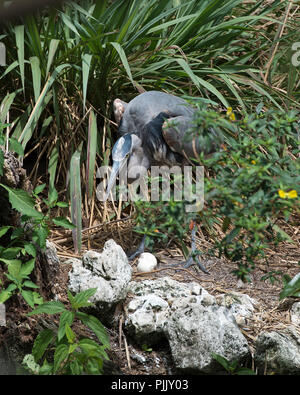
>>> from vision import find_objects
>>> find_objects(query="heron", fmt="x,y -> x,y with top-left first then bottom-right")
104,91 -> 219,273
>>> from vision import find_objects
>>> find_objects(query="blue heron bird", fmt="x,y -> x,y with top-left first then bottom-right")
104,90 -> 218,273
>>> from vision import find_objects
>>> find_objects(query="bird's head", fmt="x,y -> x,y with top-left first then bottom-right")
103,133 -> 148,201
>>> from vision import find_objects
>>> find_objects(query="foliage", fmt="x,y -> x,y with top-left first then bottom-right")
279,270 -> 300,300
0,180 -> 74,307
211,353 -> 255,375
23,288 -> 110,375
133,106 -> 300,282
0,0 -> 290,185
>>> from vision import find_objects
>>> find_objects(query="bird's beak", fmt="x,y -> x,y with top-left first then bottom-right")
103,134 -> 132,202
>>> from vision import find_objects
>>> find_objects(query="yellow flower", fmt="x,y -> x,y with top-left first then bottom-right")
226,107 -> 236,121
251,160 -> 256,165
278,189 -> 298,199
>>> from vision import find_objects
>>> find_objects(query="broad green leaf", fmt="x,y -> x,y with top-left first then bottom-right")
65,322 -> 76,344
32,329 -> 55,362
0,226 -> 12,238
33,183 -> 46,196
0,247 -> 22,259
52,217 -> 76,230
27,300 -> 66,316
23,280 -> 39,289
0,184 -> 43,220
0,289 -> 13,303
21,289 -> 36,308
76,311 -> 110,348
57,310 -> 74,341
8,137 -> 24,156
53,343 -> 69,373
20,258 -> 35,277
279,273 -> 300,300
73,288 -> 97,309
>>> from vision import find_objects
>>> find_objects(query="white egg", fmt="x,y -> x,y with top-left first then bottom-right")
136,252 -> 158,272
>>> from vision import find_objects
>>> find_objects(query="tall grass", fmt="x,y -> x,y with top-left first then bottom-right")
0,0 -> 298,249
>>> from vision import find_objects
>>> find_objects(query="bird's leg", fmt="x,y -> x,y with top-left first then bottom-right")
128,234 -> 147,261
182,221 -> 209,274
113,98 -> 127,126
169,221 -> 209,274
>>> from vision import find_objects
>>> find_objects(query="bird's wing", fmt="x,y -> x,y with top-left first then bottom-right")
117,91 -> 195,135
162,116 -> 223,161
161,116 -> 200,161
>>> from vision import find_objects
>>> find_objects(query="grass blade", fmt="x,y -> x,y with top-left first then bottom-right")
86,110 -> 97,200
70,143 -> 83,254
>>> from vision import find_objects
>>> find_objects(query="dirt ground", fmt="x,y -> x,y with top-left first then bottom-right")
47,216 -> 300,375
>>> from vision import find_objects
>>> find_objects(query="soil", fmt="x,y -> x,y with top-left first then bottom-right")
1,215 -> 299,375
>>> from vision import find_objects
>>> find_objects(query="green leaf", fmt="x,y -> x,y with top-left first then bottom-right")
70,143 -> 83,254
273,224 -> 295,245
82,53 -> 92,111
86,110 -> 97,200
4,259 -> 22,278
76,312 -> 110,348
15,25 -> 25,94
21,289 -> 36,308
110,42 -> 134,87
73,288 -> 97,309
57,310 -> 74,342
279,273 -> 300,300
0,289 -> 13,303
32,225 -> 49,250
53,343 -> 69,373
56,202 -> 69,208
8,137 -> 24,156
29,56 -> 41,103
0,247 -> 22,259
65,322 -> 76,344
33,183 -> 46,196
211,352 -> 230,372
32,329 -> 55,362
0,184 -> 43,220
20,258 -> 35,277
23,280 -> 39,289
24,243 -> 37,258
52,217 -> 76,230
27,300 -> 67,316
46,39 -> 60,76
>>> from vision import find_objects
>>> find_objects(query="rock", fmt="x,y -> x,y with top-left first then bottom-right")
126,276 -> 251,373
166,297 -> 250,373
254,326 -> 300,374
126,277 -> 212,345
68,239 -> 132,322
136,252 -> 157,272
290,301 -> 300,326
215,292 -> 257,326
126,294 -> 169,344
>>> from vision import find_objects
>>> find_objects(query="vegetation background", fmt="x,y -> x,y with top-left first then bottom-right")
0,0 -> 299,375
